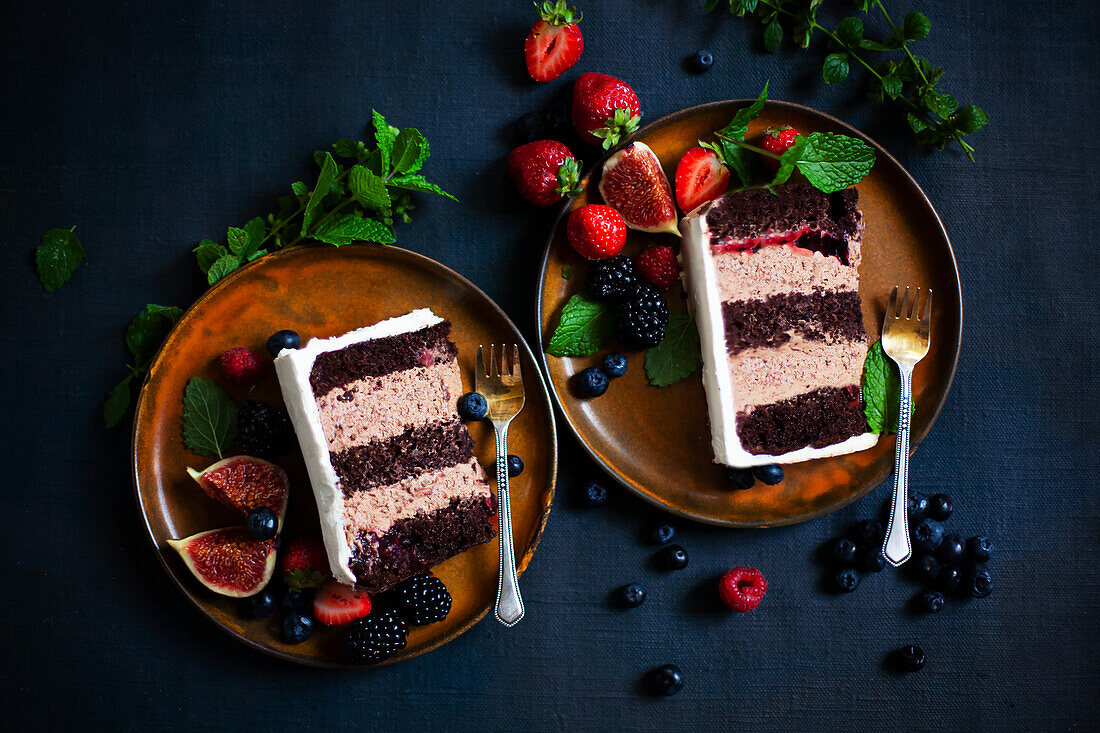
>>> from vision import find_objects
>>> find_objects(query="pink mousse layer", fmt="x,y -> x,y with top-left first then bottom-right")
729,335 -> 867,410
316,360 -> 462,452
343,458 -> 492,544
713,245 -> 859,303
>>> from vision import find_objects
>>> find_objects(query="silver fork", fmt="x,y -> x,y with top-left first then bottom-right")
880,285 -> 932,567
476,343 -> 526,626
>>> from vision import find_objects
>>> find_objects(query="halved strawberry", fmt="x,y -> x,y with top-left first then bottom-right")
313,580 -> 372,626
524,1 -> 584,83
674,146 -> 730,213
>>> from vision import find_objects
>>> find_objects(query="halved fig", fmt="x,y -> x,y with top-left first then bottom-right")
598,141 -> 679,236
187,456 -> 288,526
168,527 -> 277,598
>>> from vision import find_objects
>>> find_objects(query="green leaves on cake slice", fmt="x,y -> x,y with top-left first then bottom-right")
861,340 -> 910,434
182,378 -> 238,458
645,310 -> 702,387
545,293 -> 615,357
767,132 -> 875,193
35,227 -> 84,292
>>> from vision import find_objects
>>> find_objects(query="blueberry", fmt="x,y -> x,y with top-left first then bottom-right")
912,518 -> 944,552
928,493 -> 953,521
968,535 -> 993,562
939,565 -> 963,593
618,583 -> 646,608
602,352 -> 628,378
968,565 -> 994,598
651,664 -> 684,695
851,519 -> 884,546
831,537 -> 858,566
266,329 -> 301,357
893,645 -> 926,673
280,610 -> 314,644
281,587 -> 314,613
857,550 -> 886,574
246,507 -> 278,541
691,49 -> 714,73
576,367 -> 609,397
752,464 -> 784,486
913,554 -> 941,583
581,481 -> 608,507
650,523 -> 675,545
507,454 -> 524,477
725,467 -> 756,490
246,587 -> 277,618
661,544 -> 689,570
907,492 -> 930,522
513,111 -> 548,145
917,589 -> 945,613
834,567 -> 861,592
456,392 -> 488,421
937,533 -> 966,565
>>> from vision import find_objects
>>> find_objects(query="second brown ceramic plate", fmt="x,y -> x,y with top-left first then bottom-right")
134,244 -> 556,666
537,100 -> 961,527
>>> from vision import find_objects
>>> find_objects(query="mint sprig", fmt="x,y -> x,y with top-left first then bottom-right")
644,310 -> 702,387
860,340 -> 909,433
545,294 -> 615,357
103,304 -> 184,428
35,227 -> 84,292
700,82 -> 769,187
182,377 -> 238,458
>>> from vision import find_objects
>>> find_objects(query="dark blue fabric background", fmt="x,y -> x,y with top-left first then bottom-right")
2,0 -> 1098,729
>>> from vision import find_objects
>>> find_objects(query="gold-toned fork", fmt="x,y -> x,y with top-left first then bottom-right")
880,285 -> 932,567
476,343 -> 526,626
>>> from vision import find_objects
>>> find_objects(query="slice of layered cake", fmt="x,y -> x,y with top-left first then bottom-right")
274,309 -> 496,591
680,183 -> 879,467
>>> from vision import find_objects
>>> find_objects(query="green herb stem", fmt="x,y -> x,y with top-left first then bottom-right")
715,133 -> 782,160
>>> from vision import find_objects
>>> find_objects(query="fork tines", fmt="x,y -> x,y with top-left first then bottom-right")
477,343 -> 521,378
886,285 -> 932,339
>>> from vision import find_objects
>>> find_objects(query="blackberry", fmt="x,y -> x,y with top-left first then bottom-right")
345,610 -> 409,663
587,255 -> 639,301
394,574 -> 452,625
617,283 -> 669,349
237,400 -> 293,459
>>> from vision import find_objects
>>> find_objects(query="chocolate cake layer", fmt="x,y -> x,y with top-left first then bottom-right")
736,386 -> 869,455
705,184 -> 861,248
348,494 -> 498,591
722,290 -> 866,354
309,321 -> 458,396
329,419 -> 474,496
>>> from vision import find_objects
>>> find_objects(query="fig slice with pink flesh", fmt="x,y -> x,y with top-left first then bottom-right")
187,455 -> 289,527
598,141 -> 680,236
168,527 -> 277,598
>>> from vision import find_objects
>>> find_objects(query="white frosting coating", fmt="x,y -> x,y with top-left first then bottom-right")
273,309 -> 443,584
679,209 -> 879,467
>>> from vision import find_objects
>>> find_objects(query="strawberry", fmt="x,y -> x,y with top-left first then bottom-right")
674,146 -> 730,213
280,537 -> 328,590
507,140 -> 582,207
759,126 -> 800,171
524,1 -> 584,82
313,579 -> 372,626
635,245 -> 681,289
572,72 -> 641,148
219,346 -> 263,385
566,204 -> 627,260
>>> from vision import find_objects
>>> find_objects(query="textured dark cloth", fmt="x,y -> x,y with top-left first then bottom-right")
1,0 -> 1098,729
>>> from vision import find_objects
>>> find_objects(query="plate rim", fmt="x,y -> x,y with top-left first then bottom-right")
132,242 -> 558,667
534,98 -> 962,528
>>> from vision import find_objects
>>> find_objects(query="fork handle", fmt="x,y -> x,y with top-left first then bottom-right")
492,422 -> 524,626
882,367 -> 914,566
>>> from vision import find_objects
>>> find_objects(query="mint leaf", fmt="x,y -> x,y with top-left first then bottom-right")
903,11 -> 931,41
103,376 -> 132,428
560,266 -> 572,280
226,226 -> 250,256
719,81 -> 768,142
771,132 -> 875,193
763,20 -> 782,53
952,105 -> 989,134
182,377 -> 238,458
243,217 -> 266,255
207,253 -> 240,285
291,181 -> 308,198
332,138 -> 360,159
921,88 -> 958,118
193,240 -> 226,274
310,213 -> 395,247
837,17 -> 863,47
391,128 -> 427,174
823,53 -> 850,84
301,152 -> 338,233
645,310 -> 702,387
712,82 -> 768,187
349,165 -> 392,210
36,228 -> 84,292
126,304 -> 183,365
861,340 -> 908,433
545,294 -> 614,357
372,110 -> 395,173
767,136 -> 807,187
387,174 -> 458,201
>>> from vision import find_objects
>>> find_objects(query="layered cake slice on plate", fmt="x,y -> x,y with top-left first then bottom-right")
680,183 -> 879,467
274,309 -> 496,591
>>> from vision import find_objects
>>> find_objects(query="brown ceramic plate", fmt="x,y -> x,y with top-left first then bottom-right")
537,100 -> 961,527
133,244 -> 556,666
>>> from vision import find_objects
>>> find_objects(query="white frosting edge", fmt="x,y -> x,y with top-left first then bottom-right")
273,308 -> 444,585
679,209 -> 879,467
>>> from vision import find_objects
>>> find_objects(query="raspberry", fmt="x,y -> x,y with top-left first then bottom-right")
587,255 -> 639,301
219,346 -> 263,385
344,610 -> 409,663
617,283 -> 668,349
237,399 -> 294,459
634,245 -> 681,289
718,566 -> 767,612
394,574 -> 452,625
